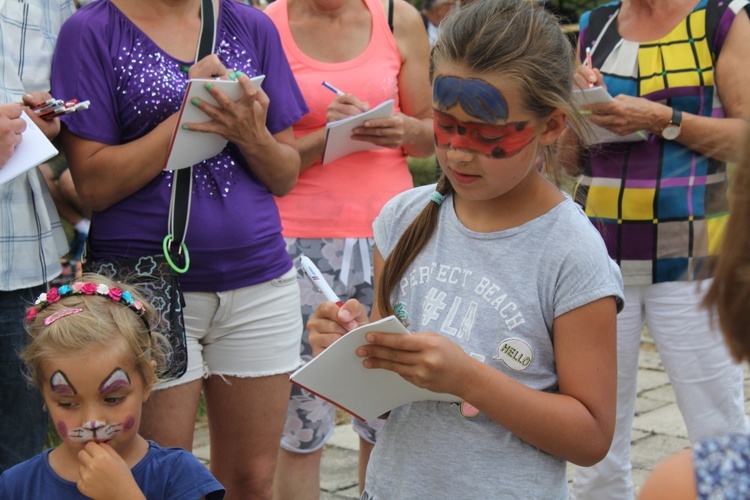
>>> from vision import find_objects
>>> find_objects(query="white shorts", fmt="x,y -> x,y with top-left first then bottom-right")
156,267 -> 303,389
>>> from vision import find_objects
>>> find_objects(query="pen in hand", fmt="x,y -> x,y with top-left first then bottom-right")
584,47 -> 595,88
300,254 -> 344,307
321,81 -> 346,97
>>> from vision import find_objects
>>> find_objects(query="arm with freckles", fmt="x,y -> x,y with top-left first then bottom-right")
77,442 -> 145,500
356,250 -> 619,466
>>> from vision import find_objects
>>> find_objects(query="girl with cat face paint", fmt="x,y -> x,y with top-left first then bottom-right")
0,274 -> 225,500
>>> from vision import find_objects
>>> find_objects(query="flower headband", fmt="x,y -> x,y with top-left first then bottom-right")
26,281 -> 149,330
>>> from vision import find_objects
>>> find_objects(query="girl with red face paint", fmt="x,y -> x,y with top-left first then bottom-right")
0,274 -> 225,500
302,0 -> 626,497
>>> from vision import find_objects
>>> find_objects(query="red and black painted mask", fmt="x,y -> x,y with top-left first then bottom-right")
432,75 -> 536,159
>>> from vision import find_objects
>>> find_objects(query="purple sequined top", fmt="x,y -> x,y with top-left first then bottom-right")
51,0 -> 308,292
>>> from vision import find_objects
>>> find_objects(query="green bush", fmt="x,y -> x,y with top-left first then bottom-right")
408,155 -> 439,187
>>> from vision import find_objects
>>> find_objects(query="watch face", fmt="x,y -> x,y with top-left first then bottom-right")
662,124 -> 680,140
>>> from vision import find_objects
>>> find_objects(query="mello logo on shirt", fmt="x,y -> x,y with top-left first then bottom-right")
494,338 -> 532,371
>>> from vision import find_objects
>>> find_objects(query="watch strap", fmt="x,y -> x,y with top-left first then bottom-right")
670,108 -> 682,127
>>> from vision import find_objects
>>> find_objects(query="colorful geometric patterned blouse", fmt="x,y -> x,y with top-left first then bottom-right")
574,0 -> 748,285
694,434 -> 750,499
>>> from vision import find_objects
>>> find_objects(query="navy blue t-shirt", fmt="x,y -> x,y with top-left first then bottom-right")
0,441 -> 224,499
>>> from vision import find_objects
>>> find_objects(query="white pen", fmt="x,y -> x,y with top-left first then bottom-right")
299,254 -> 344,307
321,81 -> 346,97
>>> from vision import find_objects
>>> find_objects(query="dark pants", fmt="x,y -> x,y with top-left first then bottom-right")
0,285 -> 48,473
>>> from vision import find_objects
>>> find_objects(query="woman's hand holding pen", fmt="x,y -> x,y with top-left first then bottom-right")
186,54 -> 232,80
574,64 -> 604,91
326,94 -> 370,122
307,300 -> 368,357
587,95 -> 668,137
572,59 -> 666,138
325,94 -> 412,150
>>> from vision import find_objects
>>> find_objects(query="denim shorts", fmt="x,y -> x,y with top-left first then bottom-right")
156,267 -> 303,389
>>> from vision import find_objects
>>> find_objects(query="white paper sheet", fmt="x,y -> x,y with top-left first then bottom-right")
290,315 -> 461,421
572,86 -> 649,145
0,113 -> 58,185
321,99 -> 394,165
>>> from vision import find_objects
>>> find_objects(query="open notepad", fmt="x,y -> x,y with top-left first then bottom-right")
321,99 -> 394,165
0,113 -> 58,185
572,86 -> 649,146
164,75 -> 266,170
290,315 -> 462,421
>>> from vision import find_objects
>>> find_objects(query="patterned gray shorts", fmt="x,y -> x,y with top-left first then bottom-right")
280,237 -> 385,452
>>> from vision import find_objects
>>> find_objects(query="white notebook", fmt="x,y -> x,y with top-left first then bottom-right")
572,86 -> 649,145
0,113 -> 58,185
290,315 -> 461,421
164,75 -> 266,170
321,99 -> 394,165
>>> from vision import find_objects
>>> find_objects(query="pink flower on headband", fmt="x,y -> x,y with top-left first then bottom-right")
26,308 -> 37,323
25,280 -> 150,332
46,288 -> 60,304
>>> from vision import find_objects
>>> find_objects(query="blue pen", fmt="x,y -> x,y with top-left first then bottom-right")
321,81 -> 346,97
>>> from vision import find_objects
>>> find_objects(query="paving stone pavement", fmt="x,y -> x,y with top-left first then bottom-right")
191,338 -> 750,499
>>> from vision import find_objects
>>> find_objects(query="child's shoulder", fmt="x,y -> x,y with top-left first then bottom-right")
553,198 -> 608,239
0,450 -> 71,498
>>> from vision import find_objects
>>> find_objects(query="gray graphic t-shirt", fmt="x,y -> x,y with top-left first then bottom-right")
364,184 -> 624,499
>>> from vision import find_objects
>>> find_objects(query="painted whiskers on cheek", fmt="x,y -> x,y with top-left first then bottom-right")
67,421 -> 124,442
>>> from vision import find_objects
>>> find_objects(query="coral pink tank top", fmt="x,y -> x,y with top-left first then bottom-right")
267,0 -> 413,238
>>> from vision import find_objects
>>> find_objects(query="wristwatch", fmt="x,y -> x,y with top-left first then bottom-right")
661,108 -> 682,140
